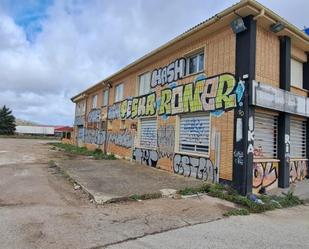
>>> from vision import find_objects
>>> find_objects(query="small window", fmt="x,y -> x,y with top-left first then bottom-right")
139,72 -> 151,95
254,113 -> 278,159
108,120 -> 113,130
92,95 -> 98,109
290,119 -> 306,158
187,51 -> 204,75
291,58 -> 303,88
179,113 -> 210,154
140,118 -> 157,149
102,89 -> 109,106
115,83 -> 124,102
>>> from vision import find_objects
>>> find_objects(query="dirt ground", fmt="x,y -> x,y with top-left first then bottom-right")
0,138 -> 236,249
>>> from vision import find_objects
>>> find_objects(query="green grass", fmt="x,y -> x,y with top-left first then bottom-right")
178,183 -> 304,216
50,143 -> 116,160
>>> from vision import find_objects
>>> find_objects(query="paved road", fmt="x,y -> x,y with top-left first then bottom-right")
0,138 -> 235,249
107,205 -> 309,249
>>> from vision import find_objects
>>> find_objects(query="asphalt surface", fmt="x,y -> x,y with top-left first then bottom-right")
0,138 -> 235,249
107,205 -> 309,249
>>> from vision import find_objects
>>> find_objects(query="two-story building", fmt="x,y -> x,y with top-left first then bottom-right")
71,0 -> 309,195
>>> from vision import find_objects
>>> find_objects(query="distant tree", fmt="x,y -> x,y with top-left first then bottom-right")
0,106 -> 16,135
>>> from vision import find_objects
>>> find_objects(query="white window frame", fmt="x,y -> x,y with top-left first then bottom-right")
177,113 -> 210,156
138,72 -> 151,96
115,83 -> 124,102
92,95 -> 98,109
139,117 -> 158,149
291,58 -> 303,89
102,89 -> 109,106
186,51 -> 205,75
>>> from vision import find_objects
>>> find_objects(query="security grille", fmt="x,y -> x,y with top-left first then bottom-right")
140,118 -> 157,149
254,113 -> 278,158
179,113 -> 210,154
290,119 -> 306,158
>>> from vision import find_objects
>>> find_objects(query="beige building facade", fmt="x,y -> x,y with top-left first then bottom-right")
71,0 -> 309,195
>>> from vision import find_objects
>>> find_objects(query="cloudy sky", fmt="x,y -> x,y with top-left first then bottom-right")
0,0 -> 308,125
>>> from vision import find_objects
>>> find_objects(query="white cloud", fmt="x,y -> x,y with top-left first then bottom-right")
0,0 -> 308,125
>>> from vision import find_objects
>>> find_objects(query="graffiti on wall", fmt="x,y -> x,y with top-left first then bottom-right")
173,154 -> 216,182
118,73 -> 244,120
84,129 -> 106,145
157,124 -> 175,159
120,93 -> 157,119
74,116 -> 84,126
108,103 -> 120,120
88,109 -> 101,123
290,160 -> 308,183
77,127 -> 84,140
253,161 -> 278,190
108,130 -> 133,148
151,58 -> 186,88
247,115 -> 254,154
132,148 -> 158,167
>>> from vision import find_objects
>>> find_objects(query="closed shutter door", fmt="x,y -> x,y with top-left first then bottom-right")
254,113 -> 278,158
290,119 -> 306,158
140,118 -> 157,149
179,114 -> 210,154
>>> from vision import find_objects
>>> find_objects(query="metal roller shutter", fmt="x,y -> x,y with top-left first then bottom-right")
179,113 -> 210,154
140,118 -> 157,149
290,119 -> 306,158
254,113 -> 278,158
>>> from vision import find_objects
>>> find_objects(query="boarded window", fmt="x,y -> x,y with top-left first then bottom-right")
140,118 -> 157,149
254,113 -> 278,159
290,119 -> 306,158
291,58 -> 303,88
179,113 -> 210,154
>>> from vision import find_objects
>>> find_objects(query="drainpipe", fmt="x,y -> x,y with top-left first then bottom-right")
103,82 -> 112,154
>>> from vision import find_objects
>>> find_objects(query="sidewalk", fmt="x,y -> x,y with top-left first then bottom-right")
56,157 -> 203,203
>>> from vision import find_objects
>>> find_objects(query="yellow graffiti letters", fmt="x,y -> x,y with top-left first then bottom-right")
215,74 -> 236,110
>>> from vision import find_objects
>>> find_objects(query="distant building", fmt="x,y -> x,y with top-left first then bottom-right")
16,125 -> 73,137
70,0 -> 309,195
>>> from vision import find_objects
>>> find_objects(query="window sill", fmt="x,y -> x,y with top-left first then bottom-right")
176,150 -> 210,158
253,158 -> 280,163
291,85 -> 308,92
290,158 -> 308,161
183,70 -> 205,80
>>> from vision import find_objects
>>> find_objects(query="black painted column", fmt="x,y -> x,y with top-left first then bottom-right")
303,53 -> 309,178
232,15 -> 256,195
278,36 -> 291,188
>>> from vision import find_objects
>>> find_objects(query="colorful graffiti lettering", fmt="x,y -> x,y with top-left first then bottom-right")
173,154 -> 216,182
120,93 -> 156,119
151,58 -> 186,88
253,161 -> 278,190
133,148 -> 158,167
87,109 -> 101,123
118,73 -> 243,120
290,160 -> 308,183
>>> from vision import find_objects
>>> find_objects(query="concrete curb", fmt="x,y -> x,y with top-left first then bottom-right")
50,161 -> 166,204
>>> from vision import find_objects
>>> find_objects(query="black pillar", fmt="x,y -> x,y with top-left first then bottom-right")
233,15 -> 256,195
303,53 -> 309,178
278,36 -> 291,188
